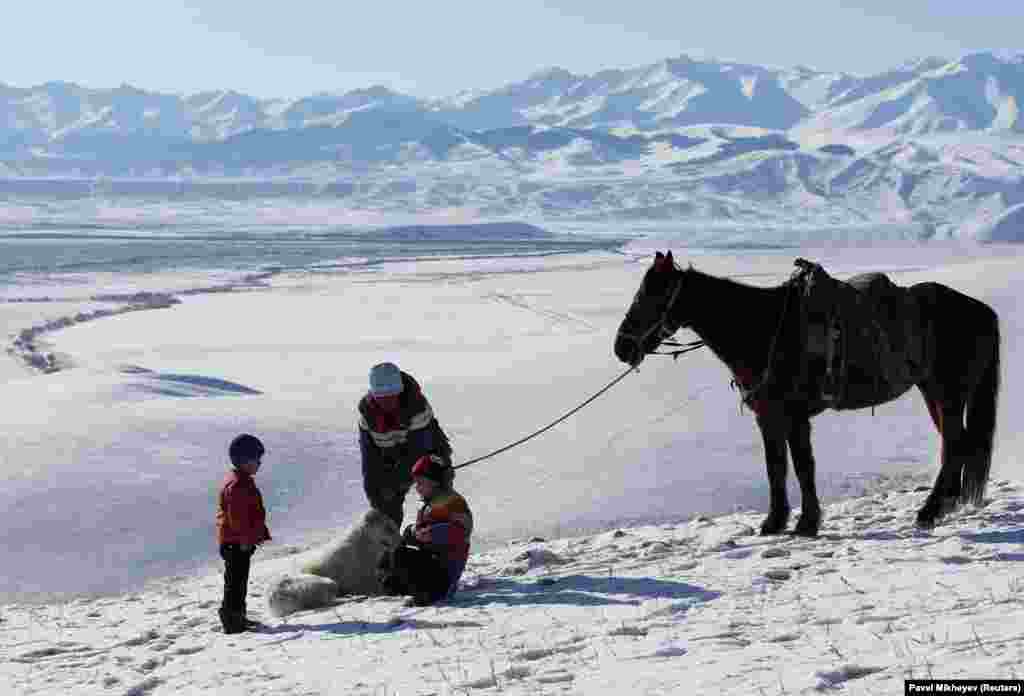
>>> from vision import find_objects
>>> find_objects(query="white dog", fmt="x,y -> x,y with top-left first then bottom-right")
267,509 -> 401,617
266,574 -> 339,618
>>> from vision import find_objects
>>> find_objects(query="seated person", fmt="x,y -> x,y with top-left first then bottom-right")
380,454 -> 473,606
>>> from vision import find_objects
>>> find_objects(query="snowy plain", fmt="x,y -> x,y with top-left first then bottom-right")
2,236 -> 1023,694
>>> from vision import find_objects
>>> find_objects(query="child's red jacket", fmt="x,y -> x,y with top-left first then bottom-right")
216,470 -> 272,546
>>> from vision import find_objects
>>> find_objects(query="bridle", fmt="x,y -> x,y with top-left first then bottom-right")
618,266 -> 703,365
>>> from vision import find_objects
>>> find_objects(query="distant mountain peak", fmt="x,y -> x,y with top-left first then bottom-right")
962,49 -> 1024,63
526,66 -> 576,82
896,56 -> 948,72
1,51 -> 1022,218
957,50 -> 1024,70
789,64 -> 819,76
340,84 -> 403,99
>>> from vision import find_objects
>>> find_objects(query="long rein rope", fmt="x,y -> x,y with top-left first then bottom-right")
453,365 -> 636,470
454,267 -> 707,471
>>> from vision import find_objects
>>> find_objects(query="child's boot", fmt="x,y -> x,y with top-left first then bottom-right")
218,608 -> 246,634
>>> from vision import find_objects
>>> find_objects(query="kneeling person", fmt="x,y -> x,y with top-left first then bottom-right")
384,454 -> 473,606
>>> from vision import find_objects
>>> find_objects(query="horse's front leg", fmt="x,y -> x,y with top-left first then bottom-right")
756,411 -> 791,535
788,416 -> 822,537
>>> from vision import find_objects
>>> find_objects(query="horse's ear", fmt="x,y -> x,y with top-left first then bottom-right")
653,251 -> 669,271
665,250 -> 674,266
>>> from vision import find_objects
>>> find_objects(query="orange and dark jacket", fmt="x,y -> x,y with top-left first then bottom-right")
216,470 -> 272,546
414,490 -> 472,591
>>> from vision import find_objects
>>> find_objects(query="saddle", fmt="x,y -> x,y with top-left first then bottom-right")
793,259 -> 930,409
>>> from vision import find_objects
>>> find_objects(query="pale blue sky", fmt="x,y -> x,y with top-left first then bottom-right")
2,1 -> 1020,98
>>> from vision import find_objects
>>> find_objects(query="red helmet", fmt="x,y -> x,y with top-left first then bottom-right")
412,454 -> 450,483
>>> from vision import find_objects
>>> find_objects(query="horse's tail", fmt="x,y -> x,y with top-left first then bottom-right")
962,309 -> 1000,505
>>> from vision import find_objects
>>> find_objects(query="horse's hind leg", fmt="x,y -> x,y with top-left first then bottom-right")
788,417 -> 821,537
916,384 -> 966,529
756,411 -> 791,535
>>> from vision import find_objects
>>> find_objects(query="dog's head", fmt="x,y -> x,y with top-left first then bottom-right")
362,508 -> 401,551
361,509 -> 403,593
362,508 -> 399,535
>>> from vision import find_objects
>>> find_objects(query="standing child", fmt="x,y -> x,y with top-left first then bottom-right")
215,433 -> 271,634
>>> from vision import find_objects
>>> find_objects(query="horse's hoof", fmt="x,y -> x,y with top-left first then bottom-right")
760,511 -> 791,536
916,495 -> 957,530
915,508 -> 939,530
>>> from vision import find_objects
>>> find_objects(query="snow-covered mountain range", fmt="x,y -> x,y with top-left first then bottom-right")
2,52 -> 1023,240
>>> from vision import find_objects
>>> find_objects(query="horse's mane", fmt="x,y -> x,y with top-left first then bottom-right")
679,265 -> 790,297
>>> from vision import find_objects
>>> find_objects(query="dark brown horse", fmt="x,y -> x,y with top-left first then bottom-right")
614,251 -> 1000,536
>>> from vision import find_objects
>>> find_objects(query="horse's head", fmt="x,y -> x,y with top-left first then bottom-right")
614,250 -> 690,366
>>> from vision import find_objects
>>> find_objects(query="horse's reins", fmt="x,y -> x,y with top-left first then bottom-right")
455,265 -> 707,471
453,364 -> 637,470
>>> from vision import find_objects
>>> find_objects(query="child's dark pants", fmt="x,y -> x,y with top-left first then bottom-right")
219,543 -> 254,632
384,544 -> 452,605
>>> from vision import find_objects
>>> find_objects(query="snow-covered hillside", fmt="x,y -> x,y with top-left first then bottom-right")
1,52 -> 1023,239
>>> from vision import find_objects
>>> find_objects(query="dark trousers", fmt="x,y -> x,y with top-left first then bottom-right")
220,543 -> 254,616
383,545 -> 452,604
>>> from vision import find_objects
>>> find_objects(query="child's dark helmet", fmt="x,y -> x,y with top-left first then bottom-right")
229,433 -> 265,466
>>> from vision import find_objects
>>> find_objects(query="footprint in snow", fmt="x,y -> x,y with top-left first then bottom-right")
172,645 -> 207,656
121,630 -> 161,647
512,643 -> 586,662
767,632 -> 802,643
121,675 -> 163,695
941,555 -> 975,565
722,548 -> 755,560
11,643 -> 91,663
651,641 -> 689,658
640,542 -> 674,558
853,613 -> 905,625
136,656 -> 164,673
458,675 -> 498,690
813,665 -> 885,690
503,665 -> 532,680
640,598 -> 702,620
